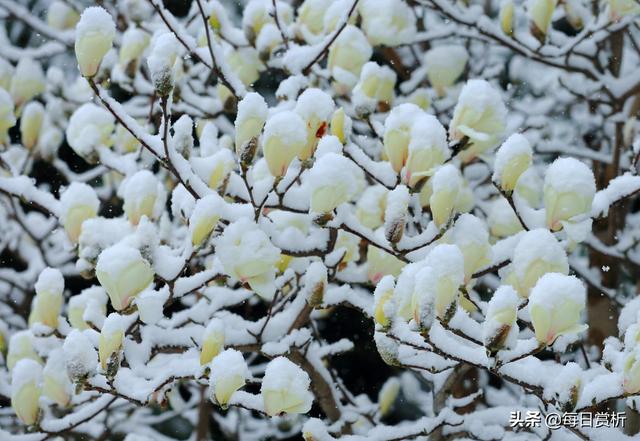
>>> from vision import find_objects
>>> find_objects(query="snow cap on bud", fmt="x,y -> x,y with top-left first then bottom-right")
262,111 -> 307,177
216,218 -> 281,299
297,0 -> 327,42
528,0 -> 558,41
189,194 -> 224,247
121,170 -> 166,225
543,157 -> 595,231
548,362 -> 582,411
353,62 -> 397,112
11,359 -> 42,426
328,25 -> 373,90
488,198 -> 523,238
378,377 -> 400,417
261,357 -> 314,416
147,33 -> 179,97
303,262 -> 327,307
424,45 -> 468,96
449,214 -> 492,283
74,7 -> 116,77
43,349 -> 72,407
623,348 -> 640,394
95,243 -> 154,311
201,319 -> 225,366
507,228 -> 569,298
383,103 -> 422,173
330,107 -> 352,145
429,164 -> 463,228
425,244 -> 465,322
209,349 -> 249,406
449,79 -> 506,162
99,313 -> 126,371
10,58 -> 46,109
500,0 -> 515,35
529,273 -> 587,346
403,114 -> 449,188
119,27 -> 150,67
308,152 -> 364,213
7,331 -> 41,370
20,101 -> 44,149
294,88 -> 335,160
63,329 -> 98,381
235,92 -> 268,156
359,0 -> 416,47
68,287 -> 108,330
482,285 -> 519,353
356,185 -> 387,229
374,276 -> 396,328
29,268 -> 64,329
384,185 -> 409,244
493,134 -> 533,193
410,267 -> 437,330
66,102 -> 115,160
60,182 -> 100,243
48,1 -> 80,30
0,88 -> 16,143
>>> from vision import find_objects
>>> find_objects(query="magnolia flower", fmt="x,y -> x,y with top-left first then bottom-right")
201,319 -> 225,366
623,349 -> 640,394
262,111 -> 307,177
374,331 -> 400,366
410,266 -> 437,329
330,107 -> 352,144
378,377 -> 400,417
147,33 -> 179,97
449,79 -> 507,162
430,164 -> 464,228
359,0 -> 416,47
295,88 -> 335,160
609,0 -> 640,21
189,194 -> 224,247
136,289 -> 168,325
10,58 -> 46,109
63,329 -> 98,381
449,214 -> 492,283
11,359 -> 42,426
297,0 -> 327,41
303,261 -> 327,307
482,286 -> 519,353
43,349 -> 72,407
500,0 -> 515,35
383,103 -> 422,173
48,1 -> 80,30
487,198 -> 523,238
353,62 -> 397,112
493,134 -> 533,193
548,362 -> 582,411
528,0 -> 557,40
424,45 -> 468,96
506,228 -> 569,298
20,101 -> 44,149
403,114 -> 449,188
119,27 -> 150,68
0,88 -> 16,143
66,103 -> 115,160
29,268 -> 64,329
327,25 -> 373,90
418,244 -> 465,322
209,349 -> 249,406
192,149 -> 235,190
96,243 -> 155,311
235,92 -> 268,155
308,152 -> 364,213
60,182 -> 100,243
261,357 -> 314,416
356,185 -> 388,229
216,218 -> 281,299
373,276 -> 396,328
515,167 -> 544,208
335,231 -> 361,264
529,273 -> 587,346
68,287 -> 108,330
543,157 -> 595,231
75,7 -> 116,77
7,331 -> 41,370
121,170 -> 166,224
225,47 -> 262,87
242,0 -> 293,43
99,313 -> 126,371
404,88 -> 431,111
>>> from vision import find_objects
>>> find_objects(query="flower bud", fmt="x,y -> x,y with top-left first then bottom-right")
297,0 -> 327,42
529,273 -> 587,346
261,357 -> 314,416
548,362 -> 582,411
242,0 -> 293,44
201,319 -> 225,366
378,377 -> 400,417
623,349 -> 640,394
262,111 -> 307,177
43,349 -> 72,407
60,182 -> 100,243
360,0 -> 416,47
429,164 -> 463,228
136,288 -> 168,325
75,7 -> 116,78
528,0 -> 557,41
147,33 -> 179,97
373,276 -> 396,328
11,359 -> 42,426
192,149 -> 235,191
119,27 -> 150,68
449,214 -> 492,283
543,157 -> 595,231
99,313 -> 126,372
384,186 -> 409,244
68,287 -> 108,330
226,47 -> 262,87
304,262 -> 327,308
335,231 -> 361,264
493,133 -> 532,193
367,244 -> 406,284
410,267 -> 437,330
0,59 -> 12,91
514,167 -> 543,208
482,285 -> 519,354
0,88 -> 16,144
63,329 -> 98,382
487,198 -> 523,238
404,88 -> 431,111
256,24 -> 283,60
217,218 -> 281,300
209,349 -> 249,407
383,103 -> 421,173
295,88 -> 335,160
353,62 -> 397,112
29,268 -> 64,329
328,25 -> 373,90
330,107 -> 352,144
609,0 -> 640,21
7,331 -> 41,370
499,0 -> 515,35
374,330 -> 400,366
121,170 -> 166,225
424,45 -> 468,96
308,152 -> 364,213
426,244 -> 465,322
235,92 -> 268,156
356,185 -> 387,229
48,1 -> 80,30
20,101 -> 44,149
403,114 -> 449,188
10,58 -> 46,109
189,194 -> 224,247
66,102 -> 115,160
96,243 -> 155,311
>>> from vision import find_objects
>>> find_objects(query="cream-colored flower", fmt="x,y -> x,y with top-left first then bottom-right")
262,111 -> 307,177
429,164 -> 463,228
378,377 -> 400,417
66,102 -> 115,160
261,357 -> 314,416
448,214 -> 492,283
403,114 -> 449,188
242,0 -> 293,43
493,133 -> 533,193
295,88 -> 335,160
121,170 -> 166,225
297,0 -> 327,42
98,313 -> 126,371
623,349 -> 640,394
373,276 -> 396,328
424,45 -> 468,96
43,349 -> 72,407
68,287 -> 108,330
20,101 -> 44,149
482,285 -> 519,353
308,152 -> 364,213
330,107 -> 352,144
200,319 -> 225,366
235,92 -> 268,155
119,27 -> 150,67
11,359 -> 42,426
353,62 -> 396,111
60,182 -> 100,243
609,0 -> 640,21
29,268 -> 64,329
189,195 -> 224,247
500,0 -> 515,35
528,0 -> 558,40
209,349 -> 249,406
487,198 -> 523,238
383,103 -> 422,173
356,185 -> 388,230
10,58 -> 46,109
74,7 -> 116,77
48,1 -> 80,30
359,0 -> 416,47
7,331 -> 42,370
425,244 -> 465,322
328,25 -> 373,90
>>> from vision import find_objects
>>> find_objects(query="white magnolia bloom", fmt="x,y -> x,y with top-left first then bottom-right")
200,319 -> 225,366
378,377 -> 401,417
189,194 -> 224,247
235,92 -> 268,155
327,25 -> 373,90
63,329 -> 98,381
482,285 -> 519,353
29,268 -> 64,329
7,331 -> 41,371
528,0 -> 557,39
216,218 -> 281,299
353,62 -> 397,112
487,198 -> 523,238
548,362 -> 582,411
296,0 -> 328,42
493,134 -> 533,193
43,349 -> 72,407
192,149 -> 235,190
448,214 -> 492,283
60,182 -> 100,243
609,0 -> 640,20
10,58 -> 46,108
242,0 -> 293,42
20,101 -> 44,149
121,170 -> 166,225
147,33 -> 179,96
359,0 -> 416,47
68,287 -> 108,330
429,164 -> 464,228
403,114 -> 449,188
261,357 -> 314,416
48,1 -> 80,30
373,275 -> 396,328
425,244 -> 465,321
449,79 -> 507,162
119,27 -> 150,67
98,313 -> 126,371
367,242 -> 406,284
308,152 -> 364,213
11,359 -> 42,426
96,243 -> 155,311
0,88 -> 16,143
528,273 -> 587,346
330,107 -> 352,144
543,157 -> 595,231
294,88 -> 335,160
66,103 -> 115,160
75,7 -> 116,77
262,111 -> 307,177
209,349 -> 249,406
383,103 -> 422,173
623,348 -> 640,394
500,0 -> 515,35
356,185 -> 388,229
424,45 -> 468,96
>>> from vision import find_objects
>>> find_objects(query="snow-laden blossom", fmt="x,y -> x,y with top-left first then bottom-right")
63,329 -> 98,381
356,185 -> 388,229
99,313 -> 126,371
609,0 -> 640,20
296,0 -> 327,42
327,25 -> 373,91
424,45 -> 468,96
189,195 -> 224,247
448,214 -> 492,283
19,101 -> 44,149
623,349 -> 640,394
429,164 -> 464,227
528,0 -> 557,40
330,107 -> 352,144
353,62 -> 397,112
120,170 -> 167,225
235,92 -> 268,155
119,27 -> 150,68
11,359 -> 42,426
42,349 -> 72,407
262,111 -> 307,177
147,33 -> 179,96
29,268 -> 64,329
378,377 -> 400,417
48,1 -> 80,30
209,349 -> 249,406
60,182 -> 100,243
10,58 -> 46,109
295,88 -> 335,160
74,7 -> 116,78
201,319 -> 225,366
403,114 -> 449,188
66,103 -> 115,160
500,0 -> 515,35
7,331 -> 41,371
261,357 -> 314,416
383,103 -> 422,173
359,0 -> 416,47
374,275 -> 396,329
242,0 -> 293,43
483,285 -> 519,353
493,134 -> 533,193
548,362 -> 582,411
308,152 -> 364,213
488,198 -> 523,238
68,287 -> 108,330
